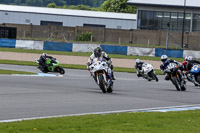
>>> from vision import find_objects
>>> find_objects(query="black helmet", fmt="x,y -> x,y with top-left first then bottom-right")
94,47 -> 102,57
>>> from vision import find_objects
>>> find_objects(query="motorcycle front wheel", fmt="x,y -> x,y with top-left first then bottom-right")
150,71 -> 159,82
98,74 -> 107,93
172,76 -> 181,91
57,67 -> 65,74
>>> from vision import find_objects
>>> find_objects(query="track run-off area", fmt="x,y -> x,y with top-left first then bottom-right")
0,64 -> 200,122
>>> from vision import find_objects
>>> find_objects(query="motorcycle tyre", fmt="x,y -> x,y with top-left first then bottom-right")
58,66 -> 65,74
172,76 -> 181,91
98,74 -> 107,93
39,65 -> 48,73
181,81 -> 187,91
107,83 -> 113,93
195,75 -> 200,84
151,71 -> 159,82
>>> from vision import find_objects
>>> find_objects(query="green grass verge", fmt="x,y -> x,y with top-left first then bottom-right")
0,59 -> 163,75
0,47 -> 185,62
0,69 -> 35,75
0,110 -> 199,133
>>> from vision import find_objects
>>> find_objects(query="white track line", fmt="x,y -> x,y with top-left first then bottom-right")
11,73 -> 63,77
1,104 -> 200,123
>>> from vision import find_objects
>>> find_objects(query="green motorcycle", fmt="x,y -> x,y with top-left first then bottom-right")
36,58 -> 65,74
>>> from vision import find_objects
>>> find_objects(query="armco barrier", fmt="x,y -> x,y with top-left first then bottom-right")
100,45 -> 127,55
0,39 -> 16,48
73,43 -> 100,52
16,40 -> 44,50
155,48 -> 183,58
43,41 -> 73,52
183,50 -> 200,59
0,38 -> 196,59
127,47 -> 155,56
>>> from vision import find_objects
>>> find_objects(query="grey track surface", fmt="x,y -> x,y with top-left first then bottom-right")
0,64 -> 200,121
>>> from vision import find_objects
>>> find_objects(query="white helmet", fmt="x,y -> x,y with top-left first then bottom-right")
187,56 -> 193,61
42,53 -> 47,56
136,59 -> 140,63
184,56 -> 188,61
161,55 -> 168,63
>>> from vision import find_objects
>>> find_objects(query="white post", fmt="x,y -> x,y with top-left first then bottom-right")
119,37 -> 121,45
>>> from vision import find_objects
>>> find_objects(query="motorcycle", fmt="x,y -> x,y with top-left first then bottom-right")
164,63 -> 186,91
89,58 -> 113,93
35,58 -> 65,74
189,64 -> 200,86
137,62 -> 158,82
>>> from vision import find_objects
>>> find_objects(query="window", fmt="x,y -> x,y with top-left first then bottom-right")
83,24 -> 105,28
162,12 -> 170,29
185,13 -> 191,31
25,19 -> 30,23
40,21 -> 63,26
155,12 -> 163,29
177,13 -> 183,31
193,14 -> 200,32
170,13 -> 178,31
137,10 -> 191,32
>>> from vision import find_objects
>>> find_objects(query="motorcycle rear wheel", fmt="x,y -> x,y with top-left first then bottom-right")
181,80 -> 187,91
39,65 -> 48,73
195,75 -> 200,84
107,82 -> 113,93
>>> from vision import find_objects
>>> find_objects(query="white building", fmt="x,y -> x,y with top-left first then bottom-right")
0,4 -> 137,30
128,0 -> 200,32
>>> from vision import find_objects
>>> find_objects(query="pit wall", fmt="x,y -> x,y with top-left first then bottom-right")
0,38 -> 199,59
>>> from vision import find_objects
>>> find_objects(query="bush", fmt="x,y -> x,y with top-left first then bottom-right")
77,31 -> 92,41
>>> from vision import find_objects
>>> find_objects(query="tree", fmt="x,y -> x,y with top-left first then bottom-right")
26,0 -> 43,6
100,0 -> 136,13
68,5 -> 92,10
47,2 -> 56,8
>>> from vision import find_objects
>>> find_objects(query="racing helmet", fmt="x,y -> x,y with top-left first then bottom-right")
161,55 -> 168,63
94,47 -> 102,57
136,59 -> 140,64
184,56 -> 188,61
187,56 -> 193,61
42,53 -> 47,57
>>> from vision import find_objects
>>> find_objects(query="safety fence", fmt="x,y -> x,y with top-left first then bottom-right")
0,38 -> 199,59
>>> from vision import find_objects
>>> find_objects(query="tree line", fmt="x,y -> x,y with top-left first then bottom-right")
0,0 -> 136,13
0,0 -> 106,7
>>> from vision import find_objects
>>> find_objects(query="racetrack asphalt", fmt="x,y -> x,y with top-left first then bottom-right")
0,64 -> 200,121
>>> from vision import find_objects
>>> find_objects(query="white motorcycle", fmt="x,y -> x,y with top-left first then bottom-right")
89,58 -> 113,93
137,62 -> 158,82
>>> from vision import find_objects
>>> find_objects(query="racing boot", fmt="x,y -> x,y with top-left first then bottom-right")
111,71 -> 116,80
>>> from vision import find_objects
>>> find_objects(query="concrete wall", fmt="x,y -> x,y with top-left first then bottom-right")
1,23 -> 200,50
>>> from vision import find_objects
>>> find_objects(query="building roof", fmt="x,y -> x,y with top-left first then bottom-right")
0,4 -> 136,20
127,0 -> 200,9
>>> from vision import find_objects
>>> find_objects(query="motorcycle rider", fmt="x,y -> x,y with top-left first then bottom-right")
182,56 -> 189,73
39,53 -> 53,70
160,55 -> 184,80
186,56 -> 200,71
185,56 -> 200,86
135,59 -> 144,77
87,47 -> 116,80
